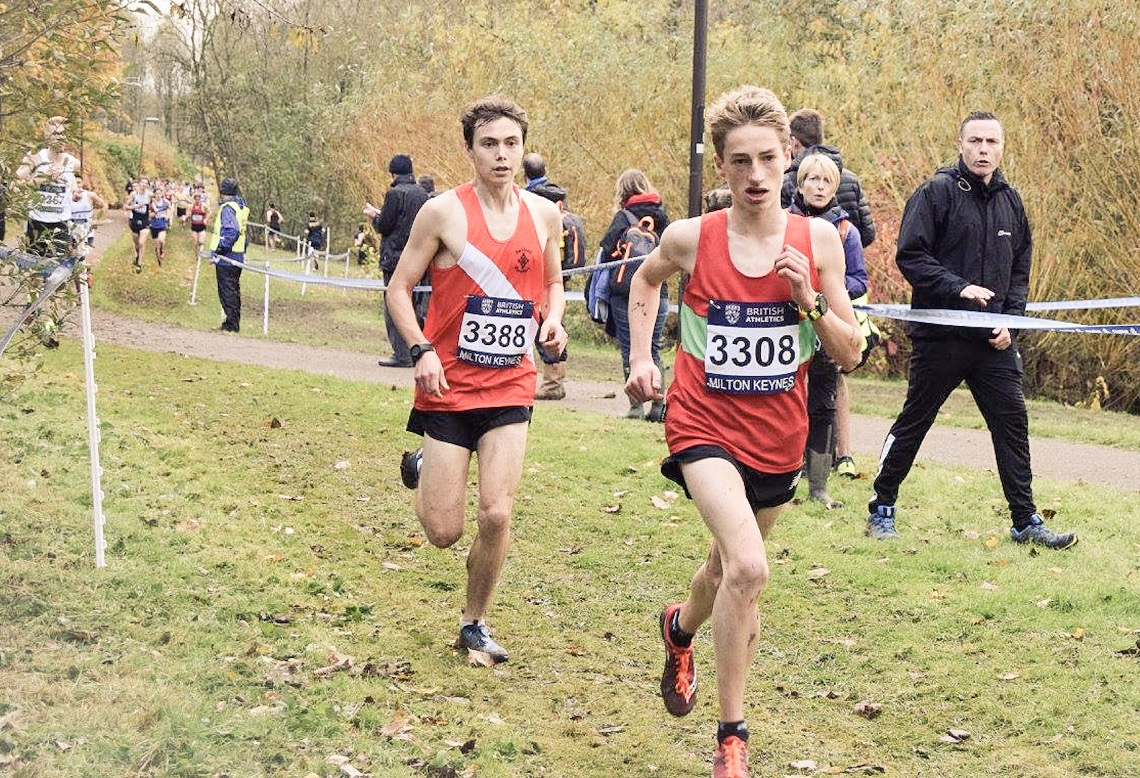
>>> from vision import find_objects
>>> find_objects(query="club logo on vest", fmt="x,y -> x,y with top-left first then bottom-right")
515,249 -> 532,274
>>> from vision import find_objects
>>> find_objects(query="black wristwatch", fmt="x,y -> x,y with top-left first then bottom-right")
804,292 -> 828,322
410,343 -> 435,364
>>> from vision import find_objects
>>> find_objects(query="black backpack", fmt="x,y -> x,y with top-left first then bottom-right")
608,209 -> 659,297
561,209 -> 586,271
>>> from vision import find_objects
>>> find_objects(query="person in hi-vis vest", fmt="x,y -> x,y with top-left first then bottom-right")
209,177 -> 249,332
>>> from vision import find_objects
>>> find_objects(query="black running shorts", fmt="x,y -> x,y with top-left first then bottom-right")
407,406 -> 532,451
662,444 -> 800,512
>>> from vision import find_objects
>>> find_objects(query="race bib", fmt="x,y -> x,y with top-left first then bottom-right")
457,295 -> 537,368
37,183 -> 67,214
704,299 -> 801,394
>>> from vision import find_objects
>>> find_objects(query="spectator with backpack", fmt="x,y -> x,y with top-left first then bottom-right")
524,153 -> 580,401
598,168 -> 669,420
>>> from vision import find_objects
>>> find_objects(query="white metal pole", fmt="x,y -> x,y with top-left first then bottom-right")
78,266 -> 107,568
262,261 -> 270,335
189,250 -> 202,305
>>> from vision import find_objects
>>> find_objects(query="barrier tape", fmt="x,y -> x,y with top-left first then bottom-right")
204,253 -> 1140,337
861,303 -> 1140,336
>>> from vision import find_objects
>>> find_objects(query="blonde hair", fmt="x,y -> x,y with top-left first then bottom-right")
706,85 -> 789,158
614,168 -> 652,209
796,153 -> 840,198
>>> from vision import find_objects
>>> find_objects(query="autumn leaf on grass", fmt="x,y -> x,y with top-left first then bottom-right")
806,567 -> 830,581
602,504 -> 621,514
333,460 -> 349,471
853,700 -> 882,718
650,491 -> 678,510
379,716 -> 412,737
1069,627 -> 1086,640
313,651 -> 353,677
467,649 -> 496,667
940,728 -> 971,743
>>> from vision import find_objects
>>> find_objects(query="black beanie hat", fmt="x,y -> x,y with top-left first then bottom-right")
388,154 -> 413,175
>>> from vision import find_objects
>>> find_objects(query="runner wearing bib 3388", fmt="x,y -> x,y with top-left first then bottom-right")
384,95 -> 566,666
625,86 -> 861,778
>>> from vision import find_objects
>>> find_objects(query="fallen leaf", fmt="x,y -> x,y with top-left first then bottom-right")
382,561 -> 402,571
265,416 -> 282,428
380,717 -> 411,737
984,537 -> 1000,549
650,495 -> 672,510
602,505 -> 621,514
806,567 -> 830,580
559,546 -> 583,555
853,700 -> 881,718
334,460 -> 350,471
468,649 -> 495,668
997,672 -> 1020,681
1037,599 -> 1052,609
314,652 -> 353,677
789,759 -> 818,770
597,724 -> 624,735
946,728 -> 971,741
1070,628 -> 1086,640
980,581 -> 998,591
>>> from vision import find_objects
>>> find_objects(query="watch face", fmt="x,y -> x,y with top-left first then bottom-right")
816,292 -> 828,315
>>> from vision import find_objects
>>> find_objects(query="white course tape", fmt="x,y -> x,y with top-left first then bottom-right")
861,303 -> 1140,335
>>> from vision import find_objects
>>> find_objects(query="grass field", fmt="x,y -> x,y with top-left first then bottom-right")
3,226 -> 1140,777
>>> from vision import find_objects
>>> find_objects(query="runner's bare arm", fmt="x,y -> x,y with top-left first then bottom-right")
528,195 -> 567,358
387,194 -> 458,395
777,218 -> 861,371
625,218 -> 699,403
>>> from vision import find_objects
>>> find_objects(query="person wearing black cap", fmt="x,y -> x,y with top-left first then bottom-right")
208,177 -> 249,332
365,153 -> 430,367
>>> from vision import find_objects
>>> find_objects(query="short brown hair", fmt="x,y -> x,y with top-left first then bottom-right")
789,108 -> 824,148
460,95 -> 529,148
707,86 -> 790,158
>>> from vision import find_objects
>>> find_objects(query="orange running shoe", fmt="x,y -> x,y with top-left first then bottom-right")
712,735 -> 749,778
659,603 -> 697,716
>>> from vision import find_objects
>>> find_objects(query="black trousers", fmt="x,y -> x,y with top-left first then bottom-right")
216,263 -> 242,332
870,337 -> 1036,524
806,347 -> 840,454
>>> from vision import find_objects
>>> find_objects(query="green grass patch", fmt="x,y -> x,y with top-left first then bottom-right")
2,340 -> 1140,776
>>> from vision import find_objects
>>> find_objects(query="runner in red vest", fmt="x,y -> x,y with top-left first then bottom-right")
384,95 -> 566,664
625,85 -> 861,778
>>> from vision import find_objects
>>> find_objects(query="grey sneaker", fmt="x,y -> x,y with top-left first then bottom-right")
458,623 -> 509,663
400,448 -> 422,489
1011,513 -> 1077,549
866,504 -> 899,540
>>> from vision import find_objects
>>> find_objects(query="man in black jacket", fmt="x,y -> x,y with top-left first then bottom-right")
781,108 -> 876,248
865,111 -> 1076,549
366,154 -> 430,367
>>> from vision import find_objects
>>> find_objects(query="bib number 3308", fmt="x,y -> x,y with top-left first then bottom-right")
704,299 -> 801,394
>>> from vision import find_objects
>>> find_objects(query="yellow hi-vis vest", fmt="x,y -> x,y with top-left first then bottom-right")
208,199 -> 250,254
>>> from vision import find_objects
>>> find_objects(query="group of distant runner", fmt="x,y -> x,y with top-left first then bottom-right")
124,177 -> 210,271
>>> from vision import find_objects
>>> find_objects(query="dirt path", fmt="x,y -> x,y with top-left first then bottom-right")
81,217 -> 1140,494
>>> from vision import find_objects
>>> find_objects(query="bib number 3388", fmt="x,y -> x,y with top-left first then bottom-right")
704,299 -> 801,394
458,295 -> 537,369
